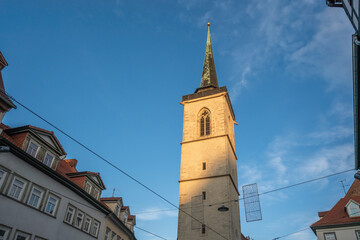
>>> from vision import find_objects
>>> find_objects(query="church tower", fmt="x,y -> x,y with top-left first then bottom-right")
177,23 -> 241,240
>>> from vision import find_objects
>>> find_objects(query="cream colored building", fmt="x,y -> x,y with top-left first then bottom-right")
177,23 -> 241,240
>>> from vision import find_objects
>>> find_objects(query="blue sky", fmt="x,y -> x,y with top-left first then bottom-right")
0,0 -> 356,239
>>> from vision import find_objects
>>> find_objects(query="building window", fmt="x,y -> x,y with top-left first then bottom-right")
202,191 -> 206,200
324,232 -> 337,240
14,231 -> 31,240
104,227 -> 111,240
356,230 -> 360,240
8,177 -> 26,200
44,194 -> 59,216
202,162 -> 206,170
28,186 -> 44,209
347,202 -> 360,217
200,109 -> 211,137
0,169 -> 8,188
90,220 -> 100,237
201,224 -> 206,234
85,182 -> 92,194
83,216 -> 92,233
26,141 -> 39,157
43,152 -> 54,168
111,232 -> 116,240
74,210 -> 84,229
92,188 -> 100,200
114,204 -> 120,216
64,205 -> 75,224
0,225 -> 11,240
123,212 -> 128,223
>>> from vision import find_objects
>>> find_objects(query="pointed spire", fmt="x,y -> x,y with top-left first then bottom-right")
198,22 -> 218,91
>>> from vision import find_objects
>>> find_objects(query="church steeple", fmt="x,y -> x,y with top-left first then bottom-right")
197,22 -> 218,92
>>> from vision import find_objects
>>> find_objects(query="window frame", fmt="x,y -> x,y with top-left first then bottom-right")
356,230 -> 360,240
8,176 -> 27,201
104,227 -> 111,240
44,193 -> 60,216
73,209 -> 85,229
123,212 -> 128,223
347,201 -> 360,217
27,185 -> 44,209
0,168 -> 8,190
84,182 -> 92,194
14,230 -> 31,240
92,188 -> 100,200
324,232 -> 337,240
82,215 -> 92,233
90,219 -> 100,237
64,205 -> 76,224
26,140 -> 40,158
43,151 -> 55,168
110,231 -> 116,240
0,224 -> 12,240
199,109 -> 211,137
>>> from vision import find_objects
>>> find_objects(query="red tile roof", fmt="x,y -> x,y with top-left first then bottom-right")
318,211 -> 329,218
311,196 -> 360,227
311,178 -> 360,229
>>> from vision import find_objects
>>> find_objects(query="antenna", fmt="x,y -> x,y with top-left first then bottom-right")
112,188 -> 115,197
242,183 -> 262,222
339,179 -> 348,196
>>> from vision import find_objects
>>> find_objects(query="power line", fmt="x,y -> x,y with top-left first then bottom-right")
134,168 -> 355,214
1,172 -> 168,240
134,226 -> 168,240
1,90 -> 229,240
272,227 -> 309,239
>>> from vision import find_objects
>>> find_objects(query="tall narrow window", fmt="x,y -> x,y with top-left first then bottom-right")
202,191 -> 206,200
64,205 -> 75,224
0,169 -> 8,188
83,216 -> 92,233
104,228 -> 111,240
45,194 -> 59,216
8,177 -> 26,200
91,220 -> 100,237
43,152 -> 54,168
74,210 -> 85,229
26,141 -> 39,157
201,224 -> 206,234
200,109 -> 211,136
202,162 -> 206,170
28,186 -> 44,209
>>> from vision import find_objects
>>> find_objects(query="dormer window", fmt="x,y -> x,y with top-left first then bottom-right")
26,141 -> 39,157
43,152 -> 54,168
92,188 -> 100,200
85,182 -> 92,194
114,204 -> 120,216
346,200 -> 360,217
123,212 -> 128,222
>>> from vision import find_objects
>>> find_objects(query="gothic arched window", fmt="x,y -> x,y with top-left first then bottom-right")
200,109 -> 211,136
